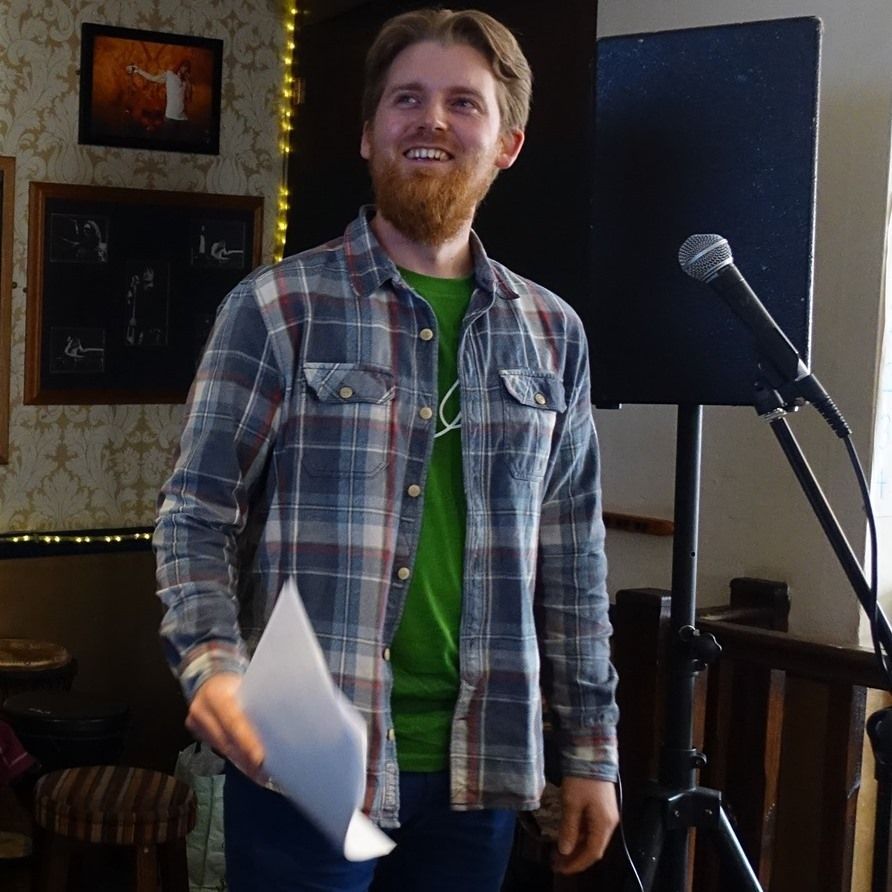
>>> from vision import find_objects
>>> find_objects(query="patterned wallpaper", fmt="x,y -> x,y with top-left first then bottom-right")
0,0 -> 285,530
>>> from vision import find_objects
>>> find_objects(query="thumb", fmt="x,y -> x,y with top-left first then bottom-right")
558,799 -> 582,855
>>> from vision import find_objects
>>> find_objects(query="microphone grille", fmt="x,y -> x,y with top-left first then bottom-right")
678,234 -> 733,282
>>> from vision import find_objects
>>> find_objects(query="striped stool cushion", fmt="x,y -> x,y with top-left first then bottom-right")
34,765 -> 196,846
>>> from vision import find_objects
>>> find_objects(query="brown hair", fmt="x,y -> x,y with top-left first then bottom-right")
362,8 -> 532,133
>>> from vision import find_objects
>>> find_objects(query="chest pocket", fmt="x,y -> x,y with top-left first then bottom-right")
498,369 -> 567,481
300,363 -> 396,477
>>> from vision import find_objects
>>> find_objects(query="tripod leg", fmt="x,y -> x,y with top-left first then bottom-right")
623,796 -> 666,892
711,805 -> 763,891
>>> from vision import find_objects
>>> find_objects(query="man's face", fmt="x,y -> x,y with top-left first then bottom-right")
360,40 -> 523,246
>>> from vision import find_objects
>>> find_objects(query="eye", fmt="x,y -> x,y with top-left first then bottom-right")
452,96 -> 484,115
393,92 -> 420,107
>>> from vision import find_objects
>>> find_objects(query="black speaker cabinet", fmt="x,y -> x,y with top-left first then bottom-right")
590,17 -> 821,406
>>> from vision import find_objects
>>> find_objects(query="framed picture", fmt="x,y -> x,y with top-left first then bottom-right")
0,156 -> 14,463
79,23 -> 223,154
26,181 -> 263,405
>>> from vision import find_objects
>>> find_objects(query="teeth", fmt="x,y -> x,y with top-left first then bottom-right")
405,147 -> 449,160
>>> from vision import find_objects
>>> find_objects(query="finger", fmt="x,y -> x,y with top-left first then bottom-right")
220,709 -> 265,772
185,701 -> 230,752
186,687 -> 264,773
557,797 -> 582,856
553,822 -> 608,875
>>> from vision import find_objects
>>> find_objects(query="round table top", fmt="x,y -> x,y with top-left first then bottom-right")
0,638 -> 71,672
0,830 -> 32,860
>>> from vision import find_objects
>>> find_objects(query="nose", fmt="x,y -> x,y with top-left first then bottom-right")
417,97 -> 448,132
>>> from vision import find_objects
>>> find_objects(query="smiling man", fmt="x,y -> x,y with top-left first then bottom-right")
155,9 -> 619,891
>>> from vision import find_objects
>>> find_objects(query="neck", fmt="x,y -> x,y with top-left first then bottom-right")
370,212 -> 474,278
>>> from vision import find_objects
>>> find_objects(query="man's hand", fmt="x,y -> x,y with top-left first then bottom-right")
186,673 -> 266,783
553,776 -> 619,875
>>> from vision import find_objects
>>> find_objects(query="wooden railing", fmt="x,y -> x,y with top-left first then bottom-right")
611,578 -> 884,892
506,577 -> 887,891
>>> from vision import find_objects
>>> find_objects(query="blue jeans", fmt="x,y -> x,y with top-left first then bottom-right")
224,765 -> 516,891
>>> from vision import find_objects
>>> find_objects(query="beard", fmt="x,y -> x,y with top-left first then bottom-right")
368,148 -> 497,246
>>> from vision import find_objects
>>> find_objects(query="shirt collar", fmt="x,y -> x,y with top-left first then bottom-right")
343,206 -> 521,302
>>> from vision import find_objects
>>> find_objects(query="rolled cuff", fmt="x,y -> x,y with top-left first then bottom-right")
559,727 -> 619,783
179,644 -> 250,702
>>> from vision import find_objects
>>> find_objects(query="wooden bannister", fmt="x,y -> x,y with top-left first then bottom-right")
505,578 -> 882,891
610,578 -> 877,892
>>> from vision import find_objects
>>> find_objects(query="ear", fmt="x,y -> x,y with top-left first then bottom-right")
494,128 -> 525,171
360,121 -> 372,161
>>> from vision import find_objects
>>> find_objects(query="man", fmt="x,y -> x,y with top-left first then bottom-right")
155,9 -> 618,891
126,58 -> 192,132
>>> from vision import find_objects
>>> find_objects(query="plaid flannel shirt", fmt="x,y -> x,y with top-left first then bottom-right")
154,207 -> 618,826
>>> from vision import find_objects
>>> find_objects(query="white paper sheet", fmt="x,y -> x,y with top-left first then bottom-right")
239,578 -> 396,861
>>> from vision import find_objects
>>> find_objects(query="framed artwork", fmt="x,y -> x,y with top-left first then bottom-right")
26,181 -> 263,405
0,156 -> 14,463
79,23 -> 223,155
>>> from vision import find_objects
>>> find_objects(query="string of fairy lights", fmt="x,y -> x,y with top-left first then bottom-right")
274,4 -> 302,262
0,531 -> 153,547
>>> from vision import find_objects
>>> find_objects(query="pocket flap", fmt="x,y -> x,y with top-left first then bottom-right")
303,363 -> 395,404
498,369 -> 567,413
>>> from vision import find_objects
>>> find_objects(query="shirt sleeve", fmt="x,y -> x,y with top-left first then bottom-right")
536,315 -> 619,782
153,278 -> 285,701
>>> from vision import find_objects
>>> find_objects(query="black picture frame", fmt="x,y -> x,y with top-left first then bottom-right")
26,181 -> 263,405
79,23 -> 223,155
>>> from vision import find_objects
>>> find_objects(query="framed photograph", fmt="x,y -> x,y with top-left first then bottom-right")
0,156 -> 14,463
79,23 -> 223,155
26,181 -> 263,405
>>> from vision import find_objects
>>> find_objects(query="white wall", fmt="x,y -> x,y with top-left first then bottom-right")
596,1 -> 892,644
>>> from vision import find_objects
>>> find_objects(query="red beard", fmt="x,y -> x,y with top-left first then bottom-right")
369,149 -> 497,246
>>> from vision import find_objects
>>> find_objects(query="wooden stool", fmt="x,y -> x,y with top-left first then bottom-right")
32,765 -> 196,891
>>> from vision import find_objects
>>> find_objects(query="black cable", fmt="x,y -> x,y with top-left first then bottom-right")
841,434 -> 892,686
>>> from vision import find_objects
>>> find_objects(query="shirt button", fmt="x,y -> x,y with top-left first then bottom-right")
407,484 -> 422,498
339,385 -> 354,400
387,728 -> 396,742
383,647 -> 391,661
534,392 -> 547,406
396,566 -> 411,581
419,328 -> 434,341
419,406 -> 433,420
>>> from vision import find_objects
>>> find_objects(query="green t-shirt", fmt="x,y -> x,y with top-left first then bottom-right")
390,267 -> 473,771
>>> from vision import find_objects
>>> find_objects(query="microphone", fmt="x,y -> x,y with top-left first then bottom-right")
678,234 -> 849,435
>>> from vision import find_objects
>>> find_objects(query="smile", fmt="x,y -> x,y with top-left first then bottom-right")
404,147 -> 452,161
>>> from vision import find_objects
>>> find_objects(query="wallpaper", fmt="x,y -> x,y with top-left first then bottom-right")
0,0 -> 285,530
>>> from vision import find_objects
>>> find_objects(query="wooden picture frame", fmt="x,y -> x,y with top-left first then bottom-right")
26,181 -> 262,405
0,156 -> 14,463
79,23 -> 223,155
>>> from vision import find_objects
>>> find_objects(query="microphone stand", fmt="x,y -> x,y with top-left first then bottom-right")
624,403 -> 763,892
753,380 -> 892,892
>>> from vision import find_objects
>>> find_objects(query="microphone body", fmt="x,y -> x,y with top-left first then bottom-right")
705,262 -> 810,387
679,234 -> 849,434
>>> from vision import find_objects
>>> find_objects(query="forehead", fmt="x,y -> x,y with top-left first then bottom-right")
382,40 -> 499,100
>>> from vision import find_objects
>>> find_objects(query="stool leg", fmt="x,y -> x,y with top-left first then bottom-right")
159,838 -> 190,892
32,830 -> 69,892
134,843 -> 158,892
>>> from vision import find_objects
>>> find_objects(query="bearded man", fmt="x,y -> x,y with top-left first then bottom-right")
154,9 -> 619,891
